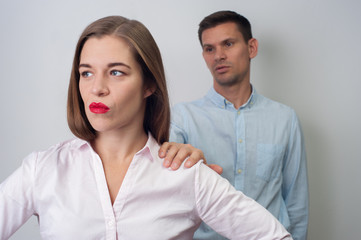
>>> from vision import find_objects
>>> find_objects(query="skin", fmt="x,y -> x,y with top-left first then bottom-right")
160,22 -> 258,173
79,35 -> 153,204
202,22 -> 258,109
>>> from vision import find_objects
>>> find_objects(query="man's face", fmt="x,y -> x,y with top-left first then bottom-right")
201,22 -> 257,88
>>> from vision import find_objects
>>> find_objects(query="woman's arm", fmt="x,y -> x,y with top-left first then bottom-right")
0,153 -> 37,239
194,162 -> 292,240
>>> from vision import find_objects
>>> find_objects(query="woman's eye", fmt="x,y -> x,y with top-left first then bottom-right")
110,70 -> 123,76
81,71 -> 93,77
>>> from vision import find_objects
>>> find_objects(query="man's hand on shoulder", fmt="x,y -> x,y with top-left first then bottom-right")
159,142 -> 223,175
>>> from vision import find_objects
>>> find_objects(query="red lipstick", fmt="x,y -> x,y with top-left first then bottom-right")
89,102 -> 110,114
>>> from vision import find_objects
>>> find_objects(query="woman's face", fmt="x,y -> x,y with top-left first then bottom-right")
79,35 -> 152,135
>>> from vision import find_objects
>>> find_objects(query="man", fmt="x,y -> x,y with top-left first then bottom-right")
160,10 -> 308,240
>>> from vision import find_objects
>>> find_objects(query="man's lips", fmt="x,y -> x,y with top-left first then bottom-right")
215,65 -> 230,73
89,102 -> 110,114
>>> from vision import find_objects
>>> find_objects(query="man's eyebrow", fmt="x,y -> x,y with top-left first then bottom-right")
222,38 -> 237,43
79,62 -> 131,69
202,43 -> 214,49
202,38 -> 237,48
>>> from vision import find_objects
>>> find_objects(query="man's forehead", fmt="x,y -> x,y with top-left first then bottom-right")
202,23 -> 242,45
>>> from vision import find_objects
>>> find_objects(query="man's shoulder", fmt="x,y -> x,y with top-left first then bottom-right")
255,93 -> 296,115
172,94 -> 214,113
170,96 -> 217,131
252,93 -> 302,131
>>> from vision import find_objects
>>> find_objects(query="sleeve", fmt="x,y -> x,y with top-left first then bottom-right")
169,104 -> 188,143
282,111 -> 309,240
0,153 -> 37,239
194,163 -> 293,240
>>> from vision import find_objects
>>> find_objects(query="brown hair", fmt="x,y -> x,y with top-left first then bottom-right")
67,16 -> 170,144
198,10 -> 253,46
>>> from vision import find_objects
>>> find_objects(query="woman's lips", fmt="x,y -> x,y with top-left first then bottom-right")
89,102 -> 110,114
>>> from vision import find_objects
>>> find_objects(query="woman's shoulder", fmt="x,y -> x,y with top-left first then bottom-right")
37,138 -> 86,156
23,138 -> 90,168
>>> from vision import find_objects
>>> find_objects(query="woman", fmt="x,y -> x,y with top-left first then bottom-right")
0,16 -> 292,239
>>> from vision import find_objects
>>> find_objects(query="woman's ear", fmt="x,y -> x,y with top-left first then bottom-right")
144,86 -> 155,98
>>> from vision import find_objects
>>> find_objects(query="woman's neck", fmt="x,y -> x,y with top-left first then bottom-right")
92,128 -> 148,205
92,127 -> 148,164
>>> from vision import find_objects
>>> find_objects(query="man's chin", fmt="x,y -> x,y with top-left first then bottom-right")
214,77 -> 238,87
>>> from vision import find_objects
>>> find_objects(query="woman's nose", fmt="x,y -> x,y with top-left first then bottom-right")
91,77 -> 109,96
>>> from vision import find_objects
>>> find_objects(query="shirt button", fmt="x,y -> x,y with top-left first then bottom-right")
237,169 -> 242,174
237,110 -> 240,115
238,139 -> 243,143
108,219 -> 115,227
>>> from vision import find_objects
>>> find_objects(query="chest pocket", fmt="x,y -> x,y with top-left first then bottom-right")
256,143 -> 285,182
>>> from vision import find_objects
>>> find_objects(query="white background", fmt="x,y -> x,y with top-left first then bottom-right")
0,0 -> 360,239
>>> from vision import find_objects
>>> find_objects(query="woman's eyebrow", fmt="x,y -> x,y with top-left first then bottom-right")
108,62 -> 131,69
78,62 -> 131,69
79,63 -> 91,68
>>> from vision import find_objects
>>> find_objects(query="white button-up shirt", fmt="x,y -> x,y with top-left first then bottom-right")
0,135 -> 291,239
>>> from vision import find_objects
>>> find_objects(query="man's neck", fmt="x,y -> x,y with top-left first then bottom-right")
214,81 -> 252,109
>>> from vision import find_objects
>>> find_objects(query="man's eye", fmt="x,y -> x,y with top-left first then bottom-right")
110,70 -> 123,76
205,47 -> 213,53
225,42 -> 233,47
81,71 -> 93,77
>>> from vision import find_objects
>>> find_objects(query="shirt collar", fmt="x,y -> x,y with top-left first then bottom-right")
69,137 -> 91,150
72,133 -> 159,163
134,132 -> 159,162
206,85 -> 257,110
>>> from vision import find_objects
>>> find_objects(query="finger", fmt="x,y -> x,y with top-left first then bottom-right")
184,150 -> 205,168
170,144 -> 194,170
208,164 -> 223,175
162,143 -> 182,168
159,142 -> 171,158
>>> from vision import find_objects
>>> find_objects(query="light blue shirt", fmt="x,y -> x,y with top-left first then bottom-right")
170,87 -> 308,240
